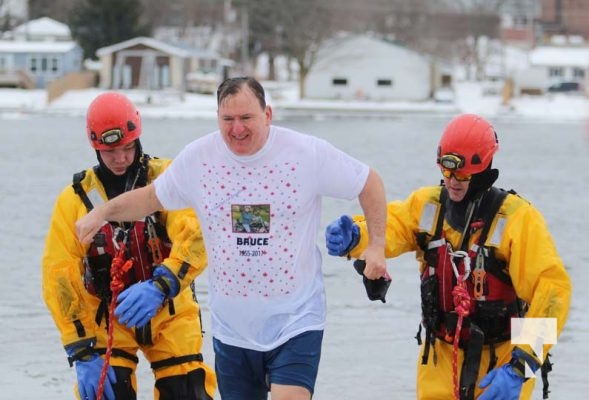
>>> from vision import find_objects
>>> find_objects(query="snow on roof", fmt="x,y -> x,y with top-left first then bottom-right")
530,46 -> 589,68
0,40 -> 78,53
96,36 -> 192,58
12,17 -> 71,37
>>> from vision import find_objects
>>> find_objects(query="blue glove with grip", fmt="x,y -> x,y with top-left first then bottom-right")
325,215 -> 360,256
478,364 -> 524,400
74,354 -> 116,400
115,266 -> 178,328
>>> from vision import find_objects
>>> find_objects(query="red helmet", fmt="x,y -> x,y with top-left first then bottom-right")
86,92 -> 141,150
437,114 -> 498,175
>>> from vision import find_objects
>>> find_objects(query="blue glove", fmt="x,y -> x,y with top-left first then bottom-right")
325,215 -> 360,256
115,266 -> 178,328
478,364 -> 524,400
74,353 -> 116,400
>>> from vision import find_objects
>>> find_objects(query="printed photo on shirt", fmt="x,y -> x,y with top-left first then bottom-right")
231,204 -> 270,233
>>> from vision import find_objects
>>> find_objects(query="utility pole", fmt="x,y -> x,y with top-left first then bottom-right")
240,4 -> 250,75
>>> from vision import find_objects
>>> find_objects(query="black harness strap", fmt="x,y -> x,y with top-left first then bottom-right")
419,188 -> 448,366
73,319 -> 86,338
541,353 -> 553,399
95,298 -> 109,327
95,347 -> 140,364
475,188 -> 509,253
457,188 -> 508,400
72,170 -> 94,212
151,353 -> 204,371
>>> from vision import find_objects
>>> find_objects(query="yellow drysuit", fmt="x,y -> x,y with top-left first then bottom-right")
42,157 -> 216,399
350,186 -> 571,399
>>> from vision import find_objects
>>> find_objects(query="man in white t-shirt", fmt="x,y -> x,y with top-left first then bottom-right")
76,77 -> 387,400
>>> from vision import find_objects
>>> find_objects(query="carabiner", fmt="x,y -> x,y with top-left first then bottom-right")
448,246 -> 471,281
111,226 -> 128,251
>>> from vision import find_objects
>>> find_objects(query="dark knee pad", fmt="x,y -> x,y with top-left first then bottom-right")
113,366 -> 136,399
156,368 -> 213,400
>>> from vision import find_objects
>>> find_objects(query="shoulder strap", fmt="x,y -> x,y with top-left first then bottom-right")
72,170 -> 94,212
136,153 -> 151,187
477,187 -> 510,245
434,187 -> 448,239
476,187 -> 512,285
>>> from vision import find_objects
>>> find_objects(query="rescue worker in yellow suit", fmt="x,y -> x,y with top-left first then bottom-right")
325,113 -> 571,399
42,92 -> 216,400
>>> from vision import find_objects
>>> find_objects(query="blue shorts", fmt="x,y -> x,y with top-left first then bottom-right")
213,330 -> 324,400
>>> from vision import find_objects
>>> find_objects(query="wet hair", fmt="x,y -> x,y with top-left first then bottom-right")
216,76 -> 266,109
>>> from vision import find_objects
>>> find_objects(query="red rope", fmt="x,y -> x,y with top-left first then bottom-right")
96,244 -> 133,400
451,276 -> 472,400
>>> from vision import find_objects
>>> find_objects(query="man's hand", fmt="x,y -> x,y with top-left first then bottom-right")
360,243 -> 387,280
353,259 -> 391,302
76,207 -> 106,245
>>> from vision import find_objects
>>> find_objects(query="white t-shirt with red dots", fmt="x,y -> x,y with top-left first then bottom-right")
154,125 -> 369,351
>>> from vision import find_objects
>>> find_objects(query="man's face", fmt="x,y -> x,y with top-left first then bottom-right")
443,176 -> 470,202
98,141 -> 136,176
217,86 -> 272,156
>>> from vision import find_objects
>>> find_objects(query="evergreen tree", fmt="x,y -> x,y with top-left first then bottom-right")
68,0 -> 151,60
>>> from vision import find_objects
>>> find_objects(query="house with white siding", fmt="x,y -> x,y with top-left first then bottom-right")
513,46 -> 589,94
529,46 -> 589,88
305,34 -> 446,101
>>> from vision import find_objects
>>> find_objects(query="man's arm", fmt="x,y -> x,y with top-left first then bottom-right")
76,184 -> 162,244
357,168 -> 387,279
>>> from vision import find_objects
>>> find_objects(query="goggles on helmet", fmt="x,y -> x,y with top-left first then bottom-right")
99,128 -> 125,146
439,153 -> 465,170
440,167 -> 472,182
439,153 -> 471,181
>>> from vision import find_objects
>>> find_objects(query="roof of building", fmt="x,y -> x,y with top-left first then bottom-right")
97,36 -> 189,58
530,46 -> 589,67
12,17 -> 71,38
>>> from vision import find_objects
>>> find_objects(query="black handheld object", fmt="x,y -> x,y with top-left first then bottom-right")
353,259 -> 391,303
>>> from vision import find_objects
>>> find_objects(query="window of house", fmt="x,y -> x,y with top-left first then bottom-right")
332,78 -> 347,86
29,57 -> 38,73
548,67 -> 564,78
513,15 -> 528,28
0,55 -> 15,71
28,55 -> 61,75
51,58 -> 59,73
377,79 -> 393,87
572,67 -> 585,79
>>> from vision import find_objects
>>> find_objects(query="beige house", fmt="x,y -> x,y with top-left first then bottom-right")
96,36 -> 231,91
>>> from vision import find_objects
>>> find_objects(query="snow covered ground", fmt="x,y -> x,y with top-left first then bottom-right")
0,80 -> 588,121
0,83 -> 588,399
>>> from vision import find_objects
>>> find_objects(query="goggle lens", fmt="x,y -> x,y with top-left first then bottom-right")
100,129 -> 124,145
441,167 -> 472,182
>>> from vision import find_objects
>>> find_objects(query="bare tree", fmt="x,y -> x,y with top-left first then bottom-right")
445,0 -> 510,80
140,0 -> 225,30
235,0 -> 333,98
29,0 -> 74,23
